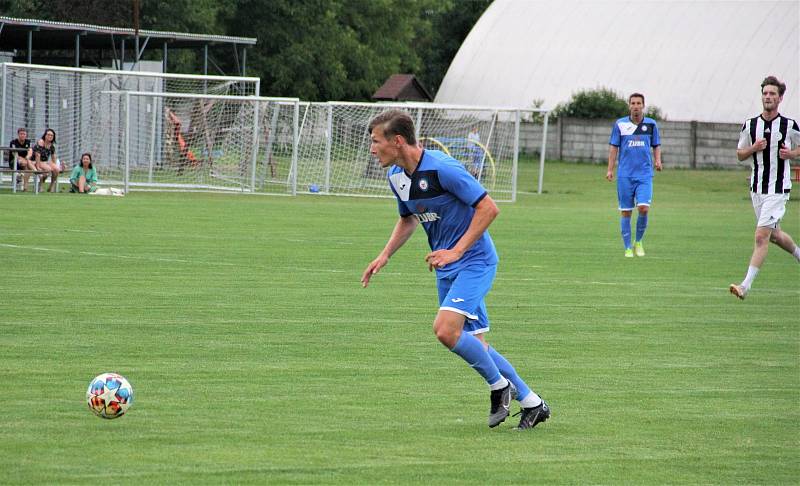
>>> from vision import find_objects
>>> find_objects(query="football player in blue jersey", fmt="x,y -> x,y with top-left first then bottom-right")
607,93 -> 662,257
361,110 -> 549,430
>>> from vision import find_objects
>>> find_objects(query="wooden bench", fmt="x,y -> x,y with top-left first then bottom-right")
0,168 -> 53,193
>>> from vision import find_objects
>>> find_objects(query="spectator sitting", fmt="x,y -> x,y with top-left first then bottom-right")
70,153 -> 98,193
33,128 -> 60,192
8,127 -> 35,191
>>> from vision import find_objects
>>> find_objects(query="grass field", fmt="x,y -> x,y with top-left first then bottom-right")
1,159 -> 798,484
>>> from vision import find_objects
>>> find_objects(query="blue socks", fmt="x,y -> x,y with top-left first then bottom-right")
451,331 -> 503,386
488,347 -> 532,402
635,213 -> 648,242
620,216 -> 632,249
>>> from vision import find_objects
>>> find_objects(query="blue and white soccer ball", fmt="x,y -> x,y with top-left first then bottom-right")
86,372 -> 134,419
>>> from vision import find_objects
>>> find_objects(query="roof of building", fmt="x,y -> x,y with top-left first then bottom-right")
0,16 -> 257,50
435,0 -> 799,122
373,74 -> 433,102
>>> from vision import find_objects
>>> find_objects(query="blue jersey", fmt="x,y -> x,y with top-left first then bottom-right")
609,116 -> 660,178
388,150 -> 498,277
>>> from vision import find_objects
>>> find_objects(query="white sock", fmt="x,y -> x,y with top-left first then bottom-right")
793,246 -> 800,262
741,265 -> 759,290
489,376 -> 509,391
519,391 -> 543,408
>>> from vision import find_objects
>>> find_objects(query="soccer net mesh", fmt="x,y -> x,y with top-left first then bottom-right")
0,62 -> 259,181
93,91 -> 299,193
295,102 -> 532,201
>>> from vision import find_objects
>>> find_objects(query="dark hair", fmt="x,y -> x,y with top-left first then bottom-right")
17,127 -> 27,134
368,110 -> 417,145
761,76 -> 786,96
80,152 -> 93,169
41,128 -> 56,145
629,93 -> 645,104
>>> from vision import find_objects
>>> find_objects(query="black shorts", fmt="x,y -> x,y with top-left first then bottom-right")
70,182 -> 88,193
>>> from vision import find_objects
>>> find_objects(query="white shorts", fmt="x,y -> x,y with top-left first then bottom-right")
751,193 -> 789,228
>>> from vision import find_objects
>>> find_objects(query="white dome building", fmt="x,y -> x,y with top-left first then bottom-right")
435,0 -> 799,123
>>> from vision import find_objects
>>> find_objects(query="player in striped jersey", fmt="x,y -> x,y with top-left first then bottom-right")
730,76 -> 800,300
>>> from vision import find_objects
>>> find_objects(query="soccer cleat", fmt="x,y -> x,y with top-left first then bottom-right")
729,283 -> 747,300
624,248 -> 634,258
513,400 -> 551,430
488,383 -> 512,428
634,241 -> 645,257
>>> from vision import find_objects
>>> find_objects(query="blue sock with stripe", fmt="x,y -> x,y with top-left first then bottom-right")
635,214 -> 648,242
488,346 -> 532,401
451,332 -> 503,386
620,216 -> 632,249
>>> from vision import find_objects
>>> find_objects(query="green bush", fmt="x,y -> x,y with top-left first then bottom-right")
551,88 -> 664,120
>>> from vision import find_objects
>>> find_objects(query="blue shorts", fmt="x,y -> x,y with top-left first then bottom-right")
436,264 -> 496,335
617,177 -> 652,211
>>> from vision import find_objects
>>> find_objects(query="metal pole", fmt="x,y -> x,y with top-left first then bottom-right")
124,92 -> 131,193
27,30 -> 32,63
162,41 -> 168,73
242,47 -> 247,76
203,44 -> 208,94
250,100 -> 260,191
511,111 -> 520,202
537,112 -> 549,195
75,33 -> 80,67
121,39 -> 126,69
147,95 -> 157,183
291,100 -> 299,196
1,64 -> 7,151
324,104 -> 333,193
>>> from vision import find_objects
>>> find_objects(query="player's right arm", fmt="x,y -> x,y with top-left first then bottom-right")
361,215 -> 419,287
737,139 -> 767,161
607,145 -> 618,181
737,120 -> 767,161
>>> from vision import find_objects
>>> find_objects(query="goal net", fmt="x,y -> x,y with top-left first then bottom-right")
93,91 -> 299,193
295,102 -> 544,202
0,62 -> 259,180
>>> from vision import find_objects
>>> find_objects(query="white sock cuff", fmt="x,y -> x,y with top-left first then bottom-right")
489,377 -> 509,391
519,391 -> 543,408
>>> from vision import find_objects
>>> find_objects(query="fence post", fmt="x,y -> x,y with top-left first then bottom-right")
557,115 -> 563,161
690,120 -> 698,169
538,112 -> 549,195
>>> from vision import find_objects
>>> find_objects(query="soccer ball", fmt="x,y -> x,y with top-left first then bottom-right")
86,372 -> 134,419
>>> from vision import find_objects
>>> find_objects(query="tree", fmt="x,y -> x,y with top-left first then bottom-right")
414,0 -> 492,98
223,0 -> 438,100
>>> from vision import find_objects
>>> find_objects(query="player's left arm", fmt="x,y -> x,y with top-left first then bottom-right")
653,145 -> 662,171
425,195 -> 499,271
779,121 -> 800,160
652,121 -> 662,171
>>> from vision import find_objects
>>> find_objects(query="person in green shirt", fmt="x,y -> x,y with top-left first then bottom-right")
70,153 -> 98,193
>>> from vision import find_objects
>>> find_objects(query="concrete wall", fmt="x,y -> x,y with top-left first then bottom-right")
520,118 -> 743,169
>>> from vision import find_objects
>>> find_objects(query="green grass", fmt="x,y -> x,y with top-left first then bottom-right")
1,160 -> 798,484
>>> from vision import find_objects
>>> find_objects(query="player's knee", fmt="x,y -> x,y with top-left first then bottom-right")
433,322 -> 459,348
638,206 -> 649,215
755,233 -> 771,247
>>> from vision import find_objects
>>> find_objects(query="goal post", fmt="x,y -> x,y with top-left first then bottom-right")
0,62 -> 260,179
96,91 -> 300,194
294,101 -> 550,201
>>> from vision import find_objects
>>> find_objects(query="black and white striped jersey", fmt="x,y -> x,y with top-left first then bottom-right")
738,114 -> 800,194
